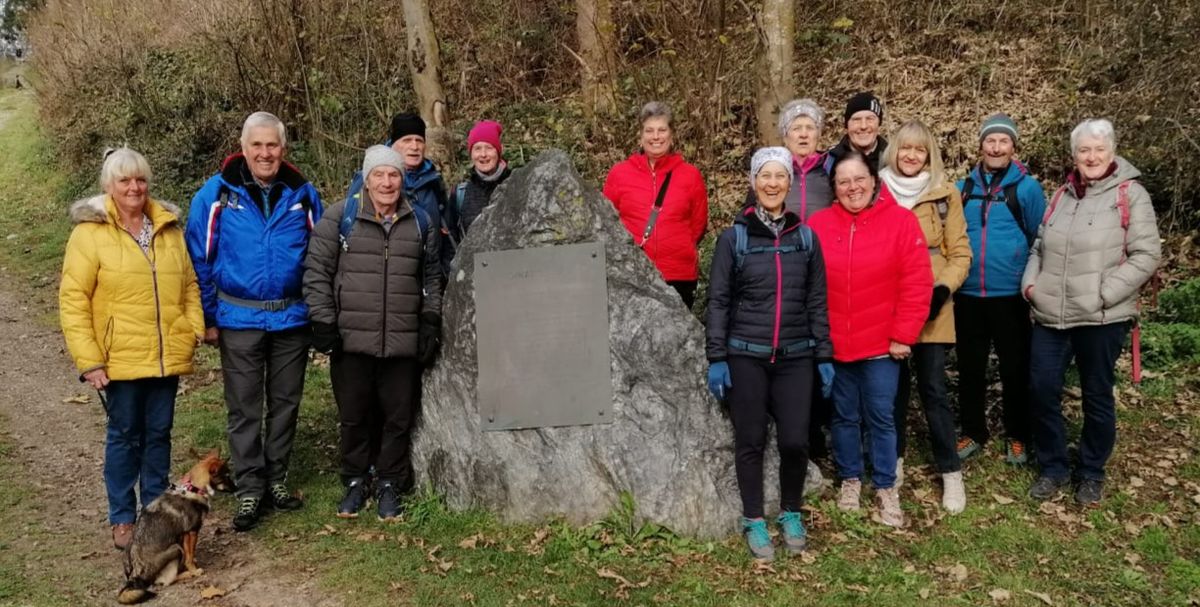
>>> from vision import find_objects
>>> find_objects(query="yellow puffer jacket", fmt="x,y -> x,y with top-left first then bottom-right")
59,195 -> 204,380
909,182 -> 972,344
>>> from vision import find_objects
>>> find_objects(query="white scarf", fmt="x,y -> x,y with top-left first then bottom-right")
880,167 -> 931,210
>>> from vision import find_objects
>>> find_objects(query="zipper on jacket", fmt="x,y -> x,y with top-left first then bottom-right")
380,221 -> 391,358
771,235 -> 784,363
123,227 -> 166,376
846,219 -> 857,336
1059,200 -> 1077,324
979,201 -> 990,296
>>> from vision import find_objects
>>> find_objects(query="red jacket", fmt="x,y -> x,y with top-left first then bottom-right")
603,152 -> 709,281
808,186 -> 933,362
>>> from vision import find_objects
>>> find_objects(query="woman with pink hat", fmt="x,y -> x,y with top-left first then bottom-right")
443,120 -> 512,264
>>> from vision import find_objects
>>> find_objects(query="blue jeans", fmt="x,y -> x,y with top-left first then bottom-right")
1029,322 -> 1128,482
104,376 -> 179,524
831,358 -> 901,489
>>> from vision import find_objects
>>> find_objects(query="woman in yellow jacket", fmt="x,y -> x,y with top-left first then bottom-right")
879,120 -> 972,514
59,148 -> 204,550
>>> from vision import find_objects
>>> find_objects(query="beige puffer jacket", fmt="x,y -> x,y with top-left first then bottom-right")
909,182 -> 972,344
1021,156 -> 1160,329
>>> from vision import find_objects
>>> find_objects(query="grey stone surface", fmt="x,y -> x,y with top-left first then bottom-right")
412,150 -> 822,539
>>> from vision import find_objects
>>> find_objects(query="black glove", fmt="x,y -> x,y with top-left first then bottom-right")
311,322 -> 340,354
927,285 -> 951,321
417,312 -> 442,365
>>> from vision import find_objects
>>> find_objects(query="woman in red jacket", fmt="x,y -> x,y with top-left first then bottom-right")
603,102 -> 709,309
808,150 -> 932,528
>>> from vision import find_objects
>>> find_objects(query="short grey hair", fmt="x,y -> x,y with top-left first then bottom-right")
240,111 -> 287,147
777,99 -> 825,139
638,101 -> 673,129
1070,118 -> 1116,156
99,148 -> 152,192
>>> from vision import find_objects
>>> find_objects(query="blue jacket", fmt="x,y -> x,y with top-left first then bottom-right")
345,157 -> 448,272
955,161 -> 1046,297
185,154 -> 323,331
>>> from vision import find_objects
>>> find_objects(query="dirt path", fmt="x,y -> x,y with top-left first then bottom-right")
0,280 -> 340,607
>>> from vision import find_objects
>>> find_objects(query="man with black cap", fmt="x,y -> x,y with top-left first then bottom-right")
824,92 -> 888,174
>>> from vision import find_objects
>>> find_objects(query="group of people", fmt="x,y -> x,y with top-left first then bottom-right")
693,93 -> 1161,561
59,90 -> 1161,564
60,111 -> 512,550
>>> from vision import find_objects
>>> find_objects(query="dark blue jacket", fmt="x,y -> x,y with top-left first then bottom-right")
706,206 -> 832,362
185,154 -> 323,331
955,161 -> 1047,297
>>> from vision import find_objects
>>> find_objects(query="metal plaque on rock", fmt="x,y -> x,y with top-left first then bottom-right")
475,243 -> 613,431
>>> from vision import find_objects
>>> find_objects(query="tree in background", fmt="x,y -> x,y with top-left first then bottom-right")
754,0 -> 794,145
402,0 -> 452,166
576,0 -> 617,123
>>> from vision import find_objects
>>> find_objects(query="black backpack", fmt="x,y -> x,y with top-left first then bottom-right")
960,174 -> 1031,247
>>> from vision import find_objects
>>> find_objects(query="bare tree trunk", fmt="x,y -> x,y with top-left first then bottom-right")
755,0 -> 794,145
576,0 -> 617,123
401,0 -> 452,166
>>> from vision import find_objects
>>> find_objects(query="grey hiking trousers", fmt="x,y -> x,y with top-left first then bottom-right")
219,326 -> 311,499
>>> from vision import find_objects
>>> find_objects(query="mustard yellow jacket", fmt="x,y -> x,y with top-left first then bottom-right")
59,195 -> 204,380
910,182 -> 972,344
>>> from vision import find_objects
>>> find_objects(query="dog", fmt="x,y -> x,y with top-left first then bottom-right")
117,448 -> 233,604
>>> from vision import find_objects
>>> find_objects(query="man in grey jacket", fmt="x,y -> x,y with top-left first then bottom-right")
303,145 -> 443,520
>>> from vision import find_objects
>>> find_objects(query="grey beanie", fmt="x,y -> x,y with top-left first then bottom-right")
979,113 -> 1019,144
749,147 -> 794,185
776,99 -> 825,139
362,144 -> 405,177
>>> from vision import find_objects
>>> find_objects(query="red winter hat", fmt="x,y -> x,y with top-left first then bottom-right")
467,120 -> 503,155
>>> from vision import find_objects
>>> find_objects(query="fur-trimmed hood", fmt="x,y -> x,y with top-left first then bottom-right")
69,195 -> 183,229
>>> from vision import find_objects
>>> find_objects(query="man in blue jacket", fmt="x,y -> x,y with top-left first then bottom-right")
953,113 -> 1046,465
186,111 -> 324,532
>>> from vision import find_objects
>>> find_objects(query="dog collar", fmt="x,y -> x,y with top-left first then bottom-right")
172,475 -> 208,497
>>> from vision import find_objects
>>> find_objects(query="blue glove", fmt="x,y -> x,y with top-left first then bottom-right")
707,362 -> 733,401
818,363 -> 835,399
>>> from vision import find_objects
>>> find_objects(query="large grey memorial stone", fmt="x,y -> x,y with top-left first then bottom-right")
413,150 -> 818,539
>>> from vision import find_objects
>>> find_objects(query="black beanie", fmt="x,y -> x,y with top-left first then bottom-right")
843,92 -> 883,125
388,113 -> 426,141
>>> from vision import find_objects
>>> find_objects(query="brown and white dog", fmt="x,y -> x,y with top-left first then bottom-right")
117,449 -> 233,604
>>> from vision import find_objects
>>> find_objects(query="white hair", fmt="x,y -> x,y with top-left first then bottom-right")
1070,119 -> 1116,156
99,148 -> 152,192
240,111 -> 287,147
777,98 -> 825,139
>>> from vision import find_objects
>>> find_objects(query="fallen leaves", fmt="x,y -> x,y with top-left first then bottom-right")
61,394 -> 89,404
989,588 -> 1012,602
596,567 -> 649,600
1023,589 -> 1054,605
992,493 -> 1015,505
199,585 -> 226,600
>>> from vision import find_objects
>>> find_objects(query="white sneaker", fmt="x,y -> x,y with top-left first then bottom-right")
942,471 -> 966,514
875,487 -> 904,528
837,479 -> 862,512
895,457 -> 905,489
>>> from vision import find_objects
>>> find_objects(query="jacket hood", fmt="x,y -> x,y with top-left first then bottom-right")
69,195 -> 183,229
624,151 -> 685,175
969,158 -> 1030,190
404,158 -> 442,189
220,153 -> 309,190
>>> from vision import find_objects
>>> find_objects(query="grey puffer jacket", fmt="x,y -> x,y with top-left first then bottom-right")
303,196 -> 443,357
1021,156 -> 1160,329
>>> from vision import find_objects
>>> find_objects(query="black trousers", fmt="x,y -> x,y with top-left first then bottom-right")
330,352 -> 418,488
895,344 -> 962,473
727,356 -> 813,518
954,294 -> 1032,445
667,280 -> 697,310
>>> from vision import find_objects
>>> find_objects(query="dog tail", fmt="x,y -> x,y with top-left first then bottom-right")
116,580 -> 154,605
118,545 -> 181,604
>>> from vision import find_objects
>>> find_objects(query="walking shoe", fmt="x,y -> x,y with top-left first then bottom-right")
1029,476 -> 1069,501
895,457 -> 905,489
337,478 -> 370,519
376,481 -> 403,521
268,482 -> 304,511
941,471 -> 966,514
776,511 -> 807,554
1005,440 -> 1029,465
1075,479 -> 1104,506
956,437 -> 981,460
112,523 -> 134,551
875,487 -> 905,528
232,496 -> 262,532
741,517 -> 775,562
837,479 -> 862,512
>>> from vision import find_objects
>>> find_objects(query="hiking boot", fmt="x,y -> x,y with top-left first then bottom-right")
956,437 -> 981,460
1005,440 -> 1029,465
895,457 -> 905,489
112,523 -> 134,551
1029,476 -> 1069,501
337,478 -> 370,519
741,517 -> 775,562
376,481 -> 403,521
837,479 -> 862,512
942,471 -> 966,514
1075,479 -> 1104,506
776,511 -> 806,554
268,482 -> 304,512
232,496 -> 262,532
875,487 -> 905,528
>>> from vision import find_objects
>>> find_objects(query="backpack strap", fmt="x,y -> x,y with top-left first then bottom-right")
1116,180 -> 1133,262
1002,182 -> 1031,246
734,223 -> 749,273
205,188 -> 234,263
1042,185 -> 1069,226
455,182 -> 468,213
734,223 -> 811,274
338,193 -> 361,252
639,171 -> 674,246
